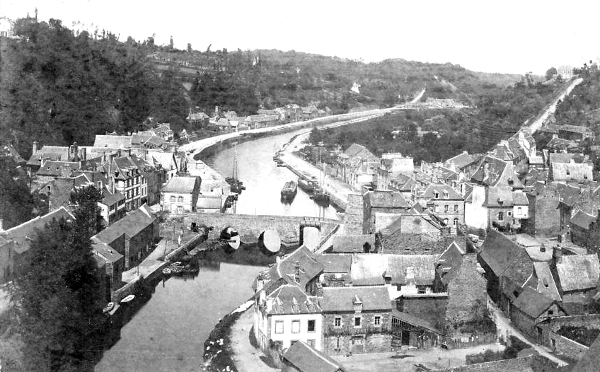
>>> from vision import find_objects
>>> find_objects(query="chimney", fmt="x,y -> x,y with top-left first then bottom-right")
32,141 -> 38,155
553,245 -> 563,265
82,148 -> 87,161
0,219 -> 4,232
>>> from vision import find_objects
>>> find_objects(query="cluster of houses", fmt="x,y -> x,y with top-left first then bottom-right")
253,116 -> 600,370
186,104 -> 330,133
0,122 -> 233,303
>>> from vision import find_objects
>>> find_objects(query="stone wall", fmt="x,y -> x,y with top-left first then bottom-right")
548,333 -> 589,361
179,212 -> 339,246
434,355 -> 558,372
538,314 -> 600,347
344,193 -> 364,235
446,254 -> 488,325
323,334 -> 391,355
524,188 -> 560,238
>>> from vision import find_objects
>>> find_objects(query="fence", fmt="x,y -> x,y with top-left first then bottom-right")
443,333 -> 498,349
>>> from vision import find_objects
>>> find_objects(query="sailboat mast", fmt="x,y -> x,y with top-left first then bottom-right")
233,143 -> 238,179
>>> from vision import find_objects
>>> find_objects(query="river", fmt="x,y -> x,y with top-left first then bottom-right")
96,129 -> 334,371
207,129 -> 339,219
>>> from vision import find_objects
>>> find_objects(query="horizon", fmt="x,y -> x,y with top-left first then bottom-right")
2,0 -> 599,75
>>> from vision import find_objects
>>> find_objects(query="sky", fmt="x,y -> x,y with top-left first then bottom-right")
2,0 -> 598,75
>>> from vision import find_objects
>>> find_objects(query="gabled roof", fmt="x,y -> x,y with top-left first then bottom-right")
260,246 -> 324,294
365,190 -> 411,209
570,210 -> 596,230
421,184 -> 463,200
93,135 -> 132,149
478,230 -> 533,287
162,177 -> 198,194
512,286 -> 558,319
36,160 -> 80,177
283,341 -> 347,372
6,207 -> 75,254
436,242 -> 464,285
551,161 -> 593,181
556,254 -> 600,292
532,262 -> 561,301
351,254 -> 438,286
91,236 -> 124,263
316,254 -> 352,273
101,186 -> 125,206
94,205 -> 155,245
330,234 -> 376,253
321,286 -> 391,312
266,284 -> 321,315
470,155 -> 508,186
445,151 -> 477,170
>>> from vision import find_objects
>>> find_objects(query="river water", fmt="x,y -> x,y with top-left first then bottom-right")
96,129 -> 336,371
207,129 -> 339,219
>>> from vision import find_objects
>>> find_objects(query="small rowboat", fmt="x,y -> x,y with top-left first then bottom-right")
120,295 -> 135,304
162,267 -> 172,275
102,302 -> 115,313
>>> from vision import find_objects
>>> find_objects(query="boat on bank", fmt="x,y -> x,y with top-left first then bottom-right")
298,178 -> 316,193
310,186 -> 330,206
281,181 -> 298,201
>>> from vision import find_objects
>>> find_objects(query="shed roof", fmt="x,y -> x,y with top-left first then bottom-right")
479,230 -> 533,287
316,254 -> 352,273
512,286 -> 557,318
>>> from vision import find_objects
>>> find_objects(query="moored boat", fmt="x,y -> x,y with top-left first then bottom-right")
103,302 -> 116,313
120,295 -> 135,304
298,178 -> 316,193
281,181 -> 298,200
310,187 -> 330,206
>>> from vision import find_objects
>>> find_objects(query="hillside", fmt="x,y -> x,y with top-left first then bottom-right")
150,49 -> 523,115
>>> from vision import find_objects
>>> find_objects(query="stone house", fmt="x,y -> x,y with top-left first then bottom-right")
420,183 -> 464,232
363,190 -> 411,234
91,236 -> 124,302
378,213 -> 455,255
570,210 -> 596,247
282,341 -> 348,372
523,183 -> 561,238
93,205 -> 158,270
321,286 -> 392,355
0,207 -> 74,284
552,251 -> 600,314
509,286 -> 567,339
160,176 -> 200,214
550,160 -> 593,183
316,255 -> 352,287
254,284 -> 323,352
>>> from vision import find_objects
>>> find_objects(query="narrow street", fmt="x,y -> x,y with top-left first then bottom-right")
229,306 -> 278,372
487,299 -> 568,366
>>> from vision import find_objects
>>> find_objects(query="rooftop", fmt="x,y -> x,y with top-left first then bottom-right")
321,286 -> 392,312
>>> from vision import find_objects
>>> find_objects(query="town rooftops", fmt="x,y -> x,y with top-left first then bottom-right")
470,155 -> 509,186
344,144 -> 377,161
549,152 -> 582,164
570,210 -> 596,230
421,184 -> 462,200
350,254 -> 438,286
282,341 -> 347,372
316,254 -> 352,273
436,242 -> 465,286
478,230 -> 533,287
532,262 -> 561,301
162,177 -> 199,194
94,205 -> 155,245
36,160 -> 81,177
556,254 -> 600,292
559,124 -> 593,134
365,190 -> 411,209
93,135 -> 132,149
321,286 -> 391,312
266,284 -> 321,315
101,186 -> 125,206
259,246 -> 324,295
551,161 -> 593,181
329,234 -> 376,254
196,197 -> 222,210
445,151 -> 477,170
6,207 -> 75,254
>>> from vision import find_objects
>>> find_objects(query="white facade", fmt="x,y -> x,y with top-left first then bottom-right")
464,185 -> 488,230
269,313 -> 323,351
161,192 -> 195,213
382,153 -> 414,174
513,205 -> 529,219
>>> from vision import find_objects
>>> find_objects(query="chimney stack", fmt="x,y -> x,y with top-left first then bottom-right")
0,218 -> 4,232
553,245 -> 563,265
32,141 -> 38,156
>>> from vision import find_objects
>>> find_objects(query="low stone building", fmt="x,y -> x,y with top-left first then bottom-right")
160,176 -> 200,214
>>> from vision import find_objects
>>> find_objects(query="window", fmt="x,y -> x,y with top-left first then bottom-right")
453,218 -> 458,227
275,321 -> 284,334
374,316 -> 381,326
444,191 -> 449,199
170,196 -> 176,202
444,205 -> 449,213
418,287 -> 426,294
308,320 -> 315,332
507,211 -> 512,217
396,285 -> 402,291
354,316 -> 362,328
444,218 -> 449,226
334,317 -> 342,328
178,196 -> 183,202
454,204 -> 458,212
517,207 -> 522,214
434,192 -> 439,199
307,339 -> 315,348
498,212 -> 504,221
292,320 -> 300,334
434,205 -> 439,212
548,310 -> 554,316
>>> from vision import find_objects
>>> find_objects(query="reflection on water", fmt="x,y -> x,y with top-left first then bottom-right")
95,262 -> 265,372
208,130 -> 339,219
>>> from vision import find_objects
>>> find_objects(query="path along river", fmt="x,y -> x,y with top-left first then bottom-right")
96,128 -> 334,371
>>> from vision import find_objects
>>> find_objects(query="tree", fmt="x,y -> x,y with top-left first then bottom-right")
70,185 -> 104,235
14,202 -> 104,371
0,154 -> 34,228
545,67 -> 558,81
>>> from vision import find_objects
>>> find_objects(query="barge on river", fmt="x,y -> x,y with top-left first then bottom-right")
281,181 -> 298,201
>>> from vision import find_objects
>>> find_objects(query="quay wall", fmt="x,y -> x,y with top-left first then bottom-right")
178,212 -> 340,246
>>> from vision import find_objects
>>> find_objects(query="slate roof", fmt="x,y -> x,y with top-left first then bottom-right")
445,151 -> 477,170
551,162 -> 593,181
471,155 -> 508,186
379,213 -> 443,237
321,286 -> 391,312
266,284 -> 321,315
365,190 -> 411,209
94,205 -> 155,245
532,262 -> 561,301
478,230 -> 533,287
350,254 -> 438,286
556,183 -> 581,206
556,254 -> 600,292
570,210 -> 596,230
6,207 -> 75,254
330,234 -> 376,253
484,186 -> 515,207
283,341 -> 347,372
101,187 -> 125,206
549,153 -> 579,164
421,184 -> 463,200
260,246 -> 324,295
162,177 -> 198,194
316,254 -> 352,273
91,236 -> 124,263
391,310 -> 443,334
93,135 -> 132,149
36,160 -> 80,177
436,242 -> 464,285
512,286 -> 557,319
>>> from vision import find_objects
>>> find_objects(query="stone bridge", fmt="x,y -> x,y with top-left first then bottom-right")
171,212 -> 340,247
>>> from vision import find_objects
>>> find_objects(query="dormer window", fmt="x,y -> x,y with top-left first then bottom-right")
434,192 -> 439,199
444,191 -> 449,199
